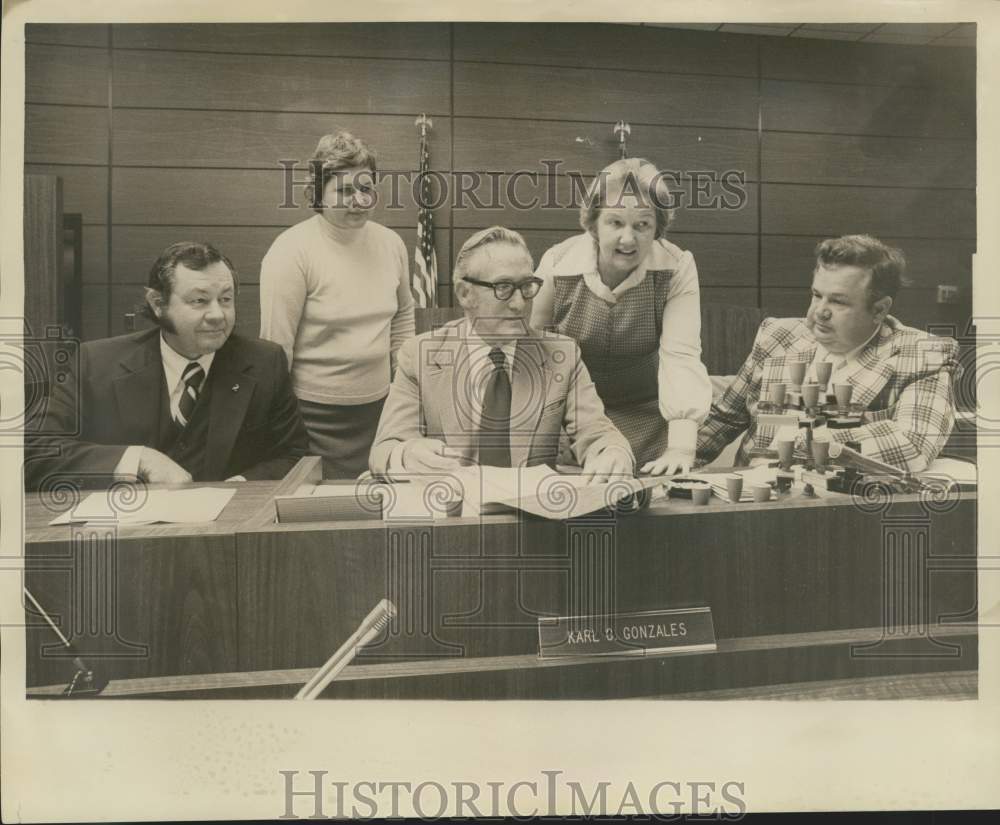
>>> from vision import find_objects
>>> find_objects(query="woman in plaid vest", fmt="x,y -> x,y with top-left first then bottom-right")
531,158 -> 712,473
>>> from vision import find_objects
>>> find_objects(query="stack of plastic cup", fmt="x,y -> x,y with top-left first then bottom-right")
726,474 -> 743,503
834,383 -> 854,413
768,382 -> 787,410
815,361 -> 833,392
789,361 -> 807,389
777,439 -> 795,470
802,383 -> 821,410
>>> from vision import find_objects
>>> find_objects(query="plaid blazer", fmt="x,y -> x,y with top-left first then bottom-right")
696,316 -> 962,472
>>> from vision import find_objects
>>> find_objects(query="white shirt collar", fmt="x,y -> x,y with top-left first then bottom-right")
583,261 -> 648,303
815,323 -> 883,367
160,335 -> 215,393
561,236 -> 683,304
462,319 -> 517,374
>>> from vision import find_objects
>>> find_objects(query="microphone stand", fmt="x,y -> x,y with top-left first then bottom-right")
24,587 -> 107,697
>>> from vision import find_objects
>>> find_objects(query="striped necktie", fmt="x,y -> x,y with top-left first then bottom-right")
175,361 -> 205,428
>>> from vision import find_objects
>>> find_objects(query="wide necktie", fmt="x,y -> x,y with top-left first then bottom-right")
478,347 -> 512,467
175,361 -> 205,428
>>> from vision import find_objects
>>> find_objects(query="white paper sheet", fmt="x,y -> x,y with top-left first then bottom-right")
49,487 -> 236,526
919,457 -> 978,486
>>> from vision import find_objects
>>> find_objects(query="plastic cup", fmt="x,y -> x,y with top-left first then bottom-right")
801,383 -> 821,409
815,361 -> 833,388
834,383 -> 854,411
691,487 -> 711,506
726,474 -> 744,503
811,439 -> 830,471
768,382 -> 787,408
752,484 -> 772,503
776,439 -> 795,470
788,361 -> 807,388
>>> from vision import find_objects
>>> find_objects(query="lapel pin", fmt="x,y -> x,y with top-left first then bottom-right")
231,384 -> 240,392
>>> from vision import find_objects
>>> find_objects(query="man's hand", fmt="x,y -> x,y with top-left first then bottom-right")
137,448 -> 193,484
401,439 -> 464,473
641,446 -> 695,476
581,446 -> 634,485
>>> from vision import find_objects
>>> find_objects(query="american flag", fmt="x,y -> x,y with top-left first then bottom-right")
412,136 -> 437,307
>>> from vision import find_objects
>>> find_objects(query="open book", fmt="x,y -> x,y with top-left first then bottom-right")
276,467 -> 663,523
453,465 -> 662,520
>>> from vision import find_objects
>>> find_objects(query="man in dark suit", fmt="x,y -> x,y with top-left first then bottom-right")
25,242 -> 309,491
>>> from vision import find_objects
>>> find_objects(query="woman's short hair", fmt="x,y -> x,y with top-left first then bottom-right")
142,241 -> 238,321
814,234 -> 908,304
308,131 -> 378,211
579,157 -> 675,239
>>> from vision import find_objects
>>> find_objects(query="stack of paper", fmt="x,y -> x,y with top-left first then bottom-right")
49,488 -> 236,526
276,480 -> 463,523
917,458 -> 977,488
380,481 -> 461,521
276,483 -> 385,522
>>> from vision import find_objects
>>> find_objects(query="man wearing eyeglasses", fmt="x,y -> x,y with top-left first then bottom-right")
370,226 -> 634,482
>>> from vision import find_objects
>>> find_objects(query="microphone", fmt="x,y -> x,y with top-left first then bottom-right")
295,599 -> 397,700
24,587 -> 107,697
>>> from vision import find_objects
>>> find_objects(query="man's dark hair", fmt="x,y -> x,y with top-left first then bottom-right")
814,234 -> 907,304
142,241 -> 238,322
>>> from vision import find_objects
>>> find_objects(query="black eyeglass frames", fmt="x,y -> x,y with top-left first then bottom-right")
462,276 -> 544,301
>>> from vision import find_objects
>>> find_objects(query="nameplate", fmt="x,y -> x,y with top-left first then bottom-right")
537,607 -> 716,659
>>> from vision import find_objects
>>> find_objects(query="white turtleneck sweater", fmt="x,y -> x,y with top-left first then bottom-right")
259,214 -> 416,405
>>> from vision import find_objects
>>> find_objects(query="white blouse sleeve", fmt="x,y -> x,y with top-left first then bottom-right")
530,245 -> 558,332
658,251 -> 713,449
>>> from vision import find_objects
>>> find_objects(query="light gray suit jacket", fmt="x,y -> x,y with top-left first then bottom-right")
369,319 -> 633,476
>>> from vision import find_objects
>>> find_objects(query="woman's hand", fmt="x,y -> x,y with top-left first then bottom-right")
641,447 -> 695,476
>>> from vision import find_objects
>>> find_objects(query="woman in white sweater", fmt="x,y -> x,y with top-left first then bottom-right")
260,131 -> 415,477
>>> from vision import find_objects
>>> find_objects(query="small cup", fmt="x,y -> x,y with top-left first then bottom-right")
811,439 -> 830,471
725,474 -> 743,503
752,484 -> 772,503
788,361 -> 807,388
691,487 -> 711,506
801,383 -> 821,410
815,361 -> 833,388
776,439 -> 795,470
834,383 -> 854,411
768,382 -> 787,408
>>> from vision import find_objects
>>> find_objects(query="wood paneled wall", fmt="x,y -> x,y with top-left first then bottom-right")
25,23 -> 975,341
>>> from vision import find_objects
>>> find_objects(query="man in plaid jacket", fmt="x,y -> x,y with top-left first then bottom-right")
696,235 -> 962,473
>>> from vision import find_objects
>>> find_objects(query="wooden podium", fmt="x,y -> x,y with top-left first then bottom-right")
24,458 -> 978,700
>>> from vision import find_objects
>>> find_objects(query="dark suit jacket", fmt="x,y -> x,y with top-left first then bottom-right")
25,328 -> 309,490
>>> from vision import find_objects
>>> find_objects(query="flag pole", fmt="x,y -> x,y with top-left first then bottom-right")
413,114 -> 437,308
614,120 -> 631,159
415,113 -> 432,139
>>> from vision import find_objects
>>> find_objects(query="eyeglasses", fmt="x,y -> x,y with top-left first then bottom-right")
462,277 -> 543,301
